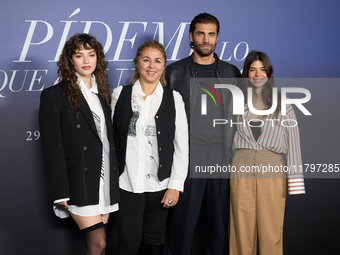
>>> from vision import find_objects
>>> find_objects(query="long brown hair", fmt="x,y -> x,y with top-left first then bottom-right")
130,40 -> 167,86
57,33 -> 110,111
241,51 -> 281,117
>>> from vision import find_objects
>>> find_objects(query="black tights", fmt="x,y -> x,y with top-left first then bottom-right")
81,222 -> 107,255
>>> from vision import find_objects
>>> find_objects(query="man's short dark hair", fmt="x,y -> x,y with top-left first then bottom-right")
189,13 -> 220,35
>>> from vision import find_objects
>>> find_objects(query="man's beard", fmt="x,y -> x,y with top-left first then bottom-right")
192,40 -> 216,57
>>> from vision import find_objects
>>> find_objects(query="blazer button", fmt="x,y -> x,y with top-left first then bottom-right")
155,115 -> 159,119
160,164 -> 162,168
76,124 -> 81,128
83,147 -> 87,151
84,167 -> 88,171
158,131 -> 160,134
159,147 -> 161,151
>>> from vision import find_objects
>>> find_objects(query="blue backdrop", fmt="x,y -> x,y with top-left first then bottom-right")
1,0 -> 339,254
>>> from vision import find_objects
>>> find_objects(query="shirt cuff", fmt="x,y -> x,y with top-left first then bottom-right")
168,179 -> 184,193
54,198 -> 70,204
287,177 -> 305,195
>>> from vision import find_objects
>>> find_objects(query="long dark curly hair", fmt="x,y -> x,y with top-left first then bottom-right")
240,51 -> 281,118
57,33 -> 110,111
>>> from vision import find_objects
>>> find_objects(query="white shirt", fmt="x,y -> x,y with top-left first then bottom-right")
111,80 -> 188,193
54,74 -> 118,218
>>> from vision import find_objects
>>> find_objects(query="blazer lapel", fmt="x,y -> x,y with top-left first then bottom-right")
97,94 -> 113,141
79,94 -> 99,137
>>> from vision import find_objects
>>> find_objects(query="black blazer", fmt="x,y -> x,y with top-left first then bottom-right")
39,82 -> 119,206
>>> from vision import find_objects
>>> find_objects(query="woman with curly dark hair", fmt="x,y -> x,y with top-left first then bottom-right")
39,33 -> 119,255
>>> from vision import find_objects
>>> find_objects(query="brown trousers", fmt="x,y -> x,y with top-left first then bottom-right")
230,149 -> 287,255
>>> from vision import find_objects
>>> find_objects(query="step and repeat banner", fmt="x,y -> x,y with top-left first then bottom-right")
1,1 -> 339,254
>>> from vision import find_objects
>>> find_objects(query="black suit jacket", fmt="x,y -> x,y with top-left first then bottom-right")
39,82 -> 119,206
